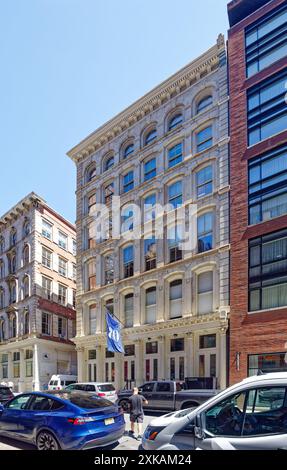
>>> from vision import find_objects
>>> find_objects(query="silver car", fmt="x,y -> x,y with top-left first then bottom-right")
142,372 -> 287,450
64,382 -> 118,403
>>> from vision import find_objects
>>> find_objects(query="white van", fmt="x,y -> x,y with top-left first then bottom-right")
48,374 -> 77,391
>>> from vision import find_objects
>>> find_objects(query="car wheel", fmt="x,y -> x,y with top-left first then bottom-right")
36,431 -> 60,450
120,399 -> 130,412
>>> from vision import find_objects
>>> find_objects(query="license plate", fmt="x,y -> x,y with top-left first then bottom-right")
105,418 -> 114,425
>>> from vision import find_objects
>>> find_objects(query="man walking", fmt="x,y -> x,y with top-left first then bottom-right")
128,387 -> 148,440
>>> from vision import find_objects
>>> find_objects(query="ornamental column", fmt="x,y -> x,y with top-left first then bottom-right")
33,343 -> 40,391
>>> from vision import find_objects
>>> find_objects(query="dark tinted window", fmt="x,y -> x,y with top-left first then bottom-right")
50,392 -> 112,409
156,383 -> 171,392
141,383 -> 155,393
28,396 -> 63,411
85,385 -> 96,392
0,387 -> 12,396
97,384 -> 115,392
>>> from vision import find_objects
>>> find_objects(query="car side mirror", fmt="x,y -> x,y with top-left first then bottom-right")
138,388 -> 143,394
194,413 -> 205,440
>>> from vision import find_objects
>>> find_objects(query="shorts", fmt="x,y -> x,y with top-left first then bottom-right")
130,413 -> 144,423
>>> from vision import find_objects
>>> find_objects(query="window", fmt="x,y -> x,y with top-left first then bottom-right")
0,237 -> 5,254
247,70 -> 287,146
10,229 -> 16,247
145,287 -> 156,324
58,257 -> 67,277
72,263 -> 76,281
245,4 -> 287,78
86,165 -> 96,182
8,254 -> 16,274
146,341 -> 158,354
168,226 -> 183,263
25,361 -> 33,377
249,229 -> 287,312
170,338 -> 184,352
123,245 -> 134,278
23,245 -> 30,265
198,271 -> 213,315
123,143 -> 134,159
58,317 -> 67,338
197,166 -> 213,198
7,395 -> 31,410
9,280 -> 16,304
72,290 -> 76,309
144,238 -> 156,271
169,280 -> 183,319
42,276 -> 52,300
42,312 -> 51,335
124,293 -> 134,328
197,95 -> 213,113
122,171 -> 134,193
104,155 -> 114,172
87,193 -> 96,215
121,206 -> 134,232
42,220 -> 52,240
104,181 -> 114,204
124,345 -> 135,356
196,126 -> 213,152
72,239 -> 77,256
23,220 -> 31,237
248,352 -> 287,376
0,289 -> 4,310
168,113 -> 183,131
198,212 -> 213,252
89,304 -> 97,335
58,284 -> 67,305
249,144 -> 287,225
200,334 -> 216,349
144,158 -> 156,181
144,193 -> 156,223
168,180 -> 182,209
104,253 -> 114,285
243,387 -> 287,436
58,231 -> 67,250
87,260 -> 96,290
23,310 -> 29,335
0,261 -> 4,279
88,350 -> 97,360
205,391 -> 247,436
168,143 -> 183,168
23,276 -> 29,298
144,129 -> 157,146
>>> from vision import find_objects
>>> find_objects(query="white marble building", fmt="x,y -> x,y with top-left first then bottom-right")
67,35 -> 230,390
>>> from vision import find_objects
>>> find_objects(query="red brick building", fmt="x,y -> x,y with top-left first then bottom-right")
228,0 -> 287,383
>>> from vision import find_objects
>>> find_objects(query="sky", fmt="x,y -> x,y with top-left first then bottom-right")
0,0 -> 229,223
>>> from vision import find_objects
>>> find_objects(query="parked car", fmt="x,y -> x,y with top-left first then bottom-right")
64,382 -> 118,403
0,390 -> 125,450
142,372 -> 287,450
117,380 -> 218,412
0,386 -> 14,405
48,374 -> 77,391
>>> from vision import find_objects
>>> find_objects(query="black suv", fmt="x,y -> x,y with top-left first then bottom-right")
0,386 -> 14,404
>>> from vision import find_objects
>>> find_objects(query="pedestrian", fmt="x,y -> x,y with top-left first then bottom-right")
128,387 -> 148,440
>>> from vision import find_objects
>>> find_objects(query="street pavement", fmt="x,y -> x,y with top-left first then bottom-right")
0,413 -> 154,450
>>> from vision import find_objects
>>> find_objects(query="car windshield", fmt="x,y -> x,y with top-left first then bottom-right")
97,384 -> 115,392
49,392 -> 113,409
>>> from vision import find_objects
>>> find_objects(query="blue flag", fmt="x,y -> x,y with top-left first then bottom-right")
106,311 -> 124,353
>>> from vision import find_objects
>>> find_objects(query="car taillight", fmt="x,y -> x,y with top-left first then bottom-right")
97,392 -> 106,397
67,417 -> 94,425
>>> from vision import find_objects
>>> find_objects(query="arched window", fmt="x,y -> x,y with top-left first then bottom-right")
89,304 -> 97,335
8,253 -> 16,274
10,314 -> 17,338
23,309 -> 29,335
10,228 -> 17,247
85,164 -> 97,183
197,95 -> 213,114
197,271 -> 213,314
144,129 -> 157,146
122,245 -> 134,279
124,293 -> 134,328
103,253 -> 114,285
0,237 -> 4,255
23,245 -> 30,265
123,143 -> 134,159
0,318 -> 5,342
169,279 -> 183,319
197,212 -> 213,253
23,276 -> 29,298
145,287 -> 157,324
0,288 -> 4,309
104,155 -> 114,172
0,260 -> 4,279
23,220 -> 31,237
87,260 -> 96,291
168,113 -> 183,131
9,280 -> 17,304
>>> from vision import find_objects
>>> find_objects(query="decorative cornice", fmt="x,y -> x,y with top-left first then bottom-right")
67,37 -> 226,163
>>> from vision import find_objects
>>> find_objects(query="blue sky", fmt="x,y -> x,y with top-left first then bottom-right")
0,0 -> 229,223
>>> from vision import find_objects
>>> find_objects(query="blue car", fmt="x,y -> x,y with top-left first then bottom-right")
0,391 -> 125,450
